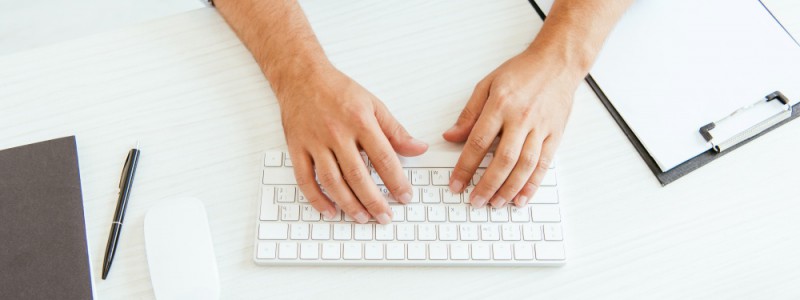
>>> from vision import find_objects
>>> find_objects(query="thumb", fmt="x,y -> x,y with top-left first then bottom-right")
443,79 -> 491,142
374,100 -> 428,157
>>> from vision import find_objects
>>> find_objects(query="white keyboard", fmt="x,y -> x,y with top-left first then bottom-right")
254,151 -> 566,266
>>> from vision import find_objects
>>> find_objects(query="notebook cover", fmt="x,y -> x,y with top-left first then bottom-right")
528,0 -> 800,185
0,136 -> 94,299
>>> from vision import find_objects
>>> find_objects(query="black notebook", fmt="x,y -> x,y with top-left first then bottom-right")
0,136 -> 94,299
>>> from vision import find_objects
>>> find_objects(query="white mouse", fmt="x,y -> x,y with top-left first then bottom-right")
144,197 -> 220,300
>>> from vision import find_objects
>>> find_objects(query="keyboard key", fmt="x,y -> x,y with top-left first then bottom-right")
429,244 -> 448,260
259,223 -> 288,240
301,205 -> 320,221
389,206 -> 405,221
360,152 -> 369,167
543,224 -> 564,241
532,187 -> 559,204
396,224 -> 415,241
522,224 -> 543,241
370,169 -> 384,185
439,224 -> 458,241
297,190 -> 308,203
442,190 -> 461,204
311,224 -> 331,240
333,224 -> 352,240
492,243 -> 512,260
278,243 -> 297,259
365,243 -> 384,260
480,224 -> 500,241
418,224 -> 437,241
378,186 -> 397,203
411,169 -> 430,186
471,244 -> 491,260
459,224 -> 479,241
260,187 -> 278,221
375,224 -> 394,241
343,243 -> 362,260
281,205 -> 300,221
262,168 -> 297,185
257,242 -> 277,259
431,169 -> 450,186
386,243 -> 405,260
513,243 -> 534,260
411,187 -> 423,203
407,243 -> 426,260
427,206 -> 446,222
354,224 -> 373,241
469,207 -> 488,222
447,205 -> 467,222
471,169 -> 485,186
290,224 -> 309,240
450,244 -> 469,260
541,170 -> 557,186
531,205 -> 561,222
300,242 -> 319,260
490,206 -> 509,222
276,186 -> 296,203
283,155 -> 293,167
535,242 -> 565,260
510,206 -> 530,222
406,205 -> 426,222
479,154 -> 493,168
421,188 -> 440,203
264,151 -> 283,167
501,224 -> 521,241
321,243 -> 341,260
462,188 -> 472,204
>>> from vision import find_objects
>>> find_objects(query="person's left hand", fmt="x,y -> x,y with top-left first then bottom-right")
443,48 -> 582,208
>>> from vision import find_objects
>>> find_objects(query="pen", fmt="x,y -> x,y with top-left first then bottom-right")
101,144 -> 140,280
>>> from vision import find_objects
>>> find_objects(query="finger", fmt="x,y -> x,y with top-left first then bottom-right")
448,110 -> 502,195
313,149 -> 371,224
360,124 -> 413,205
290,150 -> 336,219
519,135 -> 560,203
443,79 -> 491,142
495,132 -> 544,207
335,144 -> 393,224
374,100 -> 428,157
473,127 -> 526,208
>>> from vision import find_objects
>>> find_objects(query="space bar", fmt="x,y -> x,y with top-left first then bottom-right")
262,168 -> 297,185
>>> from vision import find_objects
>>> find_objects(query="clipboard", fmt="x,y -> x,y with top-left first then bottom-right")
528,0 -> 800,185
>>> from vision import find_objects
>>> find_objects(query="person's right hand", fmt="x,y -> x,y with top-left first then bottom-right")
276,65 -> 428,225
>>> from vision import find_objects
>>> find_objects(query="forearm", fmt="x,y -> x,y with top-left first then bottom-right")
529,0 -> 634,79
214,0 -> 329,98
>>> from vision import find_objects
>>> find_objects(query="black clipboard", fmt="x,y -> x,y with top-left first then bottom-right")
528,0 -> 800,186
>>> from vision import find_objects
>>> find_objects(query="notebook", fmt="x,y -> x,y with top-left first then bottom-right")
0,136 -> 94,299
532,0 -> 800,183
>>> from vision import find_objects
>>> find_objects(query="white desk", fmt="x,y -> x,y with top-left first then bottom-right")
2,1 -> 800,299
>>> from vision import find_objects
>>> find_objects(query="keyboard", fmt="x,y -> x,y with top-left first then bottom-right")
254,150 -> 566,266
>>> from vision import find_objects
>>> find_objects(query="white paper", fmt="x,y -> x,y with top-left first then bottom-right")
537,0 -> 800,171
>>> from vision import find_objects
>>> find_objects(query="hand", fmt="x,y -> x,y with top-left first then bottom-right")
443,49 -> 580,208
277,66 -> 428,224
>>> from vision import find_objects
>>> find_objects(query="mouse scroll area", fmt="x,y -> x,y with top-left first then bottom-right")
144,197 -> 220,300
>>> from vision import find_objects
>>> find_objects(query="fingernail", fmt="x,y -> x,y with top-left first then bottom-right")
471,195 -> 487,208
519,195 -> 529,206
449,180 -> 464,193
375,213 -> 392,224
411,138 -> 428,147
490,197 -> 505,208
399,192 -> 413,204
444,125 -> 458,134
322,210 -> 335,220
354,212 -> 369,224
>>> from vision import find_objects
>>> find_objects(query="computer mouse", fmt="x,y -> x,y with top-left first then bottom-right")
144,197 -> 220,300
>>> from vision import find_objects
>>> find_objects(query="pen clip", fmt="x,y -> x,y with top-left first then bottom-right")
119,151 -> 132,188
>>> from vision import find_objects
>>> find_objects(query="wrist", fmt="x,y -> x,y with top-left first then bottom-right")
264,53 -> 335,101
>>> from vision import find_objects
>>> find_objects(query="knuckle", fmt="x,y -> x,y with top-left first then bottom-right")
467,135 -> 492,152
496,149 -> 518,167
452,163 -> 473,179
342,165 -> 367,183
317,171 -> 343,187
458,106 -> 477,123
520,152 -> 537,169
478,178 -> 502,194
369,150 -> 395,170
537,157 -> 552,170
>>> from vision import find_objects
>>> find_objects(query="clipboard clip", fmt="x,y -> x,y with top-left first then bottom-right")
699,91 -> 791,153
